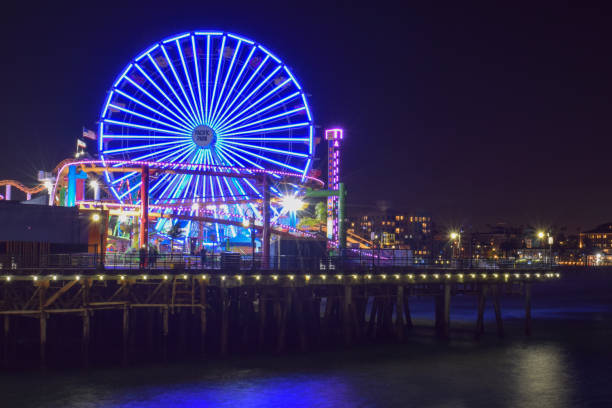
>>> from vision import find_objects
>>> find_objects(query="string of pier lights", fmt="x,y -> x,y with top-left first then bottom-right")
2,272 -> 561,283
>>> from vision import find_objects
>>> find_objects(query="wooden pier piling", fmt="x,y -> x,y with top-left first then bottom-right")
0,269 -> 560,366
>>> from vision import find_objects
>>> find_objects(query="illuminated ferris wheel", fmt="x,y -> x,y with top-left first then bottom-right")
97,31 -> 314,237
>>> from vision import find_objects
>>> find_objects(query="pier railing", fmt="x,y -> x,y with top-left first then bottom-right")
0,251 -> 557,272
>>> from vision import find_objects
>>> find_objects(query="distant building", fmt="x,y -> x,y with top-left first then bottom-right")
579,223 -> 612,254
348,211 -> 432,255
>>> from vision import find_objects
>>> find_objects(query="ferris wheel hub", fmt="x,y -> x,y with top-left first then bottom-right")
191,125 -> 216,148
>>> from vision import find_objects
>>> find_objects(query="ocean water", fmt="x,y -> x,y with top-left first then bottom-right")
1,271 -> 611,408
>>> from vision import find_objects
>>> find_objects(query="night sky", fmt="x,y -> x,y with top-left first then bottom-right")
1,2 -> 611,231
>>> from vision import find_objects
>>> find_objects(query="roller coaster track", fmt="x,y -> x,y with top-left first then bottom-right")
0,158 -> 78,198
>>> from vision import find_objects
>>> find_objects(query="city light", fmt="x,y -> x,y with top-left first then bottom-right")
450,232 -> 458,240
281,194 -> 304,213
242,218 -> 250,228
89,180 -> 99,189
537,231 -> 545,239
91,213 -> 101,222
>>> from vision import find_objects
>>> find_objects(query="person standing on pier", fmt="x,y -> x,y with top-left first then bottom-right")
139,246 -> 147,269
199,246 -> 207,269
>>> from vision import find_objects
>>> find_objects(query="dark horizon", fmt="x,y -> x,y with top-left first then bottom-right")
1,2 -> 611,231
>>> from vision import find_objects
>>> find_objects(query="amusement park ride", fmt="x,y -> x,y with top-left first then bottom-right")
0,30 -> 358,257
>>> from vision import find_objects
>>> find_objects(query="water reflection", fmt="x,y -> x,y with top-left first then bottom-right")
513,344 -> 570,408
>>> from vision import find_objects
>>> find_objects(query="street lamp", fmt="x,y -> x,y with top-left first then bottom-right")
91,211 -> 104,268
449,231 -> 461,260
89,179 -> 100,201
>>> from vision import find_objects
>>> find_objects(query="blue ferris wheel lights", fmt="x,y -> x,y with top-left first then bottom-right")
162,32 -> 190,44
144,56 -> 197,126
210,41 -> 240,124
176,41 -> 202,121
107,104 -> 191,133
103,119 -> 189,136
114,89 -> 190,130
218,78 -> 292,132
227,33 -> 254,45
214,46 -> 256,124
161,45 -> 199,122
214,65 -> 281,129
257,45 -> 281,63
283,66 -> 302,90
226,137 -> 309,142
191,35 -> 205,123
113,64 -> 133,88
135,43 -> 160,62
102,139 -> 189,155
194,31 -> 223,36
210,55 -> 270,128
208,35 -> 226,121
219,121 -> 310,138
223,141 -> 309,158
301,94 -> 313,122
124,72 -> 194,127
217,91 -> 301,133
220,106 -> 305,134
99,31 -> 315,230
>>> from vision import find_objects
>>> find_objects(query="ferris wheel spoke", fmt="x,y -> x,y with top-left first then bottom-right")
204,35 -> 211,124
107,103 -> 192,133
121,76 -> 194,129
221,144 -> 303,172
224,137 -> 309,142
118,180 -> 142,199
114,89 -> 193,132
102,119 -> 190,137
210,55 -> 270,129
122,141 -> 193,164
150,147 -> 194,191
215,91 -> 300,134
213,65 -> 281,131
218,106 -> 306,135
211,46 -> 256,128
102,139 -> 189,155
219,122 -> 310,138
159,45 -> 200,124
208,35 -> 226,123
216,144 -> 263,170
133,63 -> 197,127
216,78 -> 292,132
191,35 -> 205,124
209,40 -> 242,126
176,40 -> 203,123
223,141 -> 308,158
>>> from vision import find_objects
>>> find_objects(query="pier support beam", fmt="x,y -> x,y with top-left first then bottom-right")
3,315 -> 9,367
476,285 -> 486,337
396,285 -> 405,341
343,285 -> 352,346
82,310 -> 90,367
122,305 -> 130,366
162,307 -> 169,362
220,288 -> 229,356
524,282 -> 532,336
493,284 -> 504,338
258,289 -> 267,351
200,280 -> 207,358
39,312 -> 47,368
